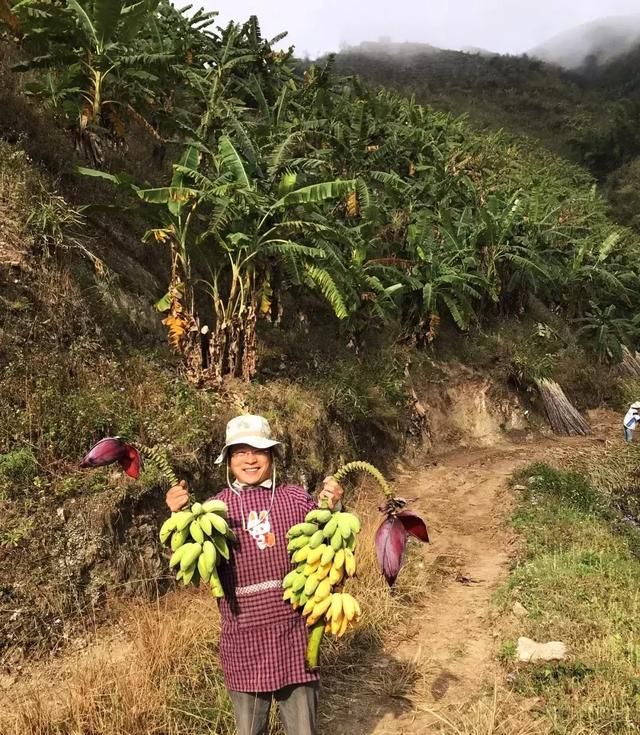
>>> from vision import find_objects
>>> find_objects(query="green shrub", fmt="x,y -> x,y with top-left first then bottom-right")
513,462 -> 602,513
0,448 -> 38,498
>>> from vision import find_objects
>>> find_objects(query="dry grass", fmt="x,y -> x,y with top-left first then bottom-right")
1,591 -> 235,735
0,482 -> 430,734
418,684 -> 546,735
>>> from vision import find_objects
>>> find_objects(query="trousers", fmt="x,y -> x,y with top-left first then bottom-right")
624,426 -> 634,442
228,682 -> 319,735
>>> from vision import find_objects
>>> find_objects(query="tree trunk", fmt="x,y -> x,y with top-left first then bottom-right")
209,300 -> 258,382
535,378 -> 591,436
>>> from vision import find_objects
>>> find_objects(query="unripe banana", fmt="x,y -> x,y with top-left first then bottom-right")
169,543 -> 189,568
287,535 -> 310,552
209,567 -> 224,598
182,565 -> 197,586
170,527 -> 189,551
304,574 -> 320,597
292,573 -> 306,593
198,514 -> 213,536
344,512 -> 361,534
159,516 -> 177,543
282,569 -> 298,589
213,534 -> 230,561
308,530 -> 325,549
322,514 -> 339,539
202,540 -> 216,570
197,552 -> 211,582
191,502 -> 204,516
174,511 -> 194,532
180,543 -> 202,572
287,521 -> 317,538
207,512 -> 229,536
305,509 -> 332,525
320,545 -> 335,566
190,520 -> 205,545
298,592 -> 310,606
330,529 -> 344,551
338,514 -> 353,539
202,498 -> 228,514
283,587 -> 294,601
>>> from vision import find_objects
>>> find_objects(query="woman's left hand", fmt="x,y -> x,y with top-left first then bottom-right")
318,476 -> 344,509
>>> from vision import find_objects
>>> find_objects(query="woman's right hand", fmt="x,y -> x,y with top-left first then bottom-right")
166,480 -> 190,512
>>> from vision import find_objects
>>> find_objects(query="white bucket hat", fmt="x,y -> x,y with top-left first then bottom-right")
632,401 -> 640,409
215,414 -> 283,464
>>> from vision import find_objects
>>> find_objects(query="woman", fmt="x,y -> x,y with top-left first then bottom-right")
165,414 -> 343,735
623,401 -> 640,442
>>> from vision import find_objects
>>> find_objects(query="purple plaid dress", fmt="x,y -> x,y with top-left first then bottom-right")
214,483 -> 319,692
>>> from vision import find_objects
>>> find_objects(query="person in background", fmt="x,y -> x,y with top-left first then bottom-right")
165,414 -> 343,735
622,401 -> 640,442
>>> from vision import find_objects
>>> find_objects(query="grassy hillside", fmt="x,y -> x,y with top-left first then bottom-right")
332,41 -> 640,230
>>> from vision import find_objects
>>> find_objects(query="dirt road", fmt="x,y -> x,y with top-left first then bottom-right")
362,416 -> 612,734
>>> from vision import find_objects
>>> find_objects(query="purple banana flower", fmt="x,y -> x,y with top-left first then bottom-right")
375,499 -> 430,586
375,516 -> 408,586
80,437 -> 141,479
396,510 -> 429,542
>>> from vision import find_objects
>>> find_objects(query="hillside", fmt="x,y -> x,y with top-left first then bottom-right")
1,3 -> 640,734
332,38 -> 640,229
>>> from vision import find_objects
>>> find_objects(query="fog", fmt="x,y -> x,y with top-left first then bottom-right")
204,0 -> 640,59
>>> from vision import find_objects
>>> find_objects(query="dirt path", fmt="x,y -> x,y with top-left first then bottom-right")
365,416 -> 612,734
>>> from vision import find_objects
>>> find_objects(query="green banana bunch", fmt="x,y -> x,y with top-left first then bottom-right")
159,498 -> 235,598
282,504 -> 361,637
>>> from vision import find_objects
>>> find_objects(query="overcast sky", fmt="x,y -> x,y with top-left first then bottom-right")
205,0 -> 640,57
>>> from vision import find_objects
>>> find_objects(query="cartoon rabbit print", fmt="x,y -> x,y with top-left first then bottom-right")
246,510 -> 276,549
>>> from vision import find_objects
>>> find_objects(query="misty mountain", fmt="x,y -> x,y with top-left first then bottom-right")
329,35 -> 640,230
530,14 -> 640,69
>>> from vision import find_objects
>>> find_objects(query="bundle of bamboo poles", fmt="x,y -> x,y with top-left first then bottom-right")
535,378 -> 591,436
617,346 -> 640,379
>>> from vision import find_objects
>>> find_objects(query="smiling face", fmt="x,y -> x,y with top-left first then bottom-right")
228,444 -> 273,486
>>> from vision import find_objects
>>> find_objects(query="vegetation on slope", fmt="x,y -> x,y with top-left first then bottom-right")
498,453 -> 640,734
332,41 -> 640,230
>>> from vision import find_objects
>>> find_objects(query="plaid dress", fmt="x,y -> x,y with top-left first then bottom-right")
214,483 -> 319,692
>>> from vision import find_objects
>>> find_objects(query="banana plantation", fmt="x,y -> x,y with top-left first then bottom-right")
2,0 -> 639,379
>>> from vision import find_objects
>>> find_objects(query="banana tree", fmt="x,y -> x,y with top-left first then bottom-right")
8,0 -> 163,160
187,136 -> 356,380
